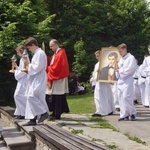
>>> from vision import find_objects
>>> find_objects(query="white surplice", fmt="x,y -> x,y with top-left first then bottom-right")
14,57 -> 29,116
138,65 -> 146,105
25,48 -> 49,119
51,77 -> 69,94
117,53 -> 137,118
110,83 -> 120,109
93,62 -> 115,115
140,56 -> 150,107
133,65 -> 141,102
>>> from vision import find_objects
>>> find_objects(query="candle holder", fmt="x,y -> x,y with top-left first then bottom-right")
21,49 -> 28,72
9,54 -> 17,73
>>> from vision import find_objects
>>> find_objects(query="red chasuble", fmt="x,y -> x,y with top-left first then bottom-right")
47,48 -> 69,84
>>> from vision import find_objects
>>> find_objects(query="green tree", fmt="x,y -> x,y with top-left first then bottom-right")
48,0 -> 150,76
0,0 -> 53,103
72,39 -> 87,76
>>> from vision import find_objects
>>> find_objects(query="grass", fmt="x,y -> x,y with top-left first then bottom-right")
124,132 -> 147,145
67,93 -> 95,114
71,129 -> 84,134
89,117 -> 119,132
67,93 -> 119,131
92,138 -> 118,150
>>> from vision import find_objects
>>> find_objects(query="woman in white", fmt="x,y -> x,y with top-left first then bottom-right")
14,46 -> 29,119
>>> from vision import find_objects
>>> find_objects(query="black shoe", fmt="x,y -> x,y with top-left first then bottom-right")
91,113 -> 101,117
50,113 -> 54,117
130,114 -> 136,121
134,100 -> 138,105
108,112 -> 113,115
14,115 -> 25,119
144,105 -> 149,108
49,116 -> 56,120
118,116 -> 129,121
19,116 -> 25,119
49,115 -> 61,120
14,115 -> 20,119
38,112 -> 49,123
22,120 -> 37,126
115,108 -> 120,112
55,115 -> 61,119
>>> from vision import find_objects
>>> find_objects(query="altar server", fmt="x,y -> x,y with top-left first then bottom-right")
116,43 -> 137,121
14,46 -> 29,119
23,37 -> 49,126
92,50 -> 115,117
140,54 -> 150,108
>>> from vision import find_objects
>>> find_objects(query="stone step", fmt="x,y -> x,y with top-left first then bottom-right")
1,127 -> 34,150
0,140 -> 7,150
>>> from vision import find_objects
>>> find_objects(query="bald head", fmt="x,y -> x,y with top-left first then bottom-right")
49,39 -> 59,52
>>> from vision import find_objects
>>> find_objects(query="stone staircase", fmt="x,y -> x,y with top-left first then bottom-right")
0,106 -> 35,150
1,126 -> 34,150
0,134 -> 7,150
0,106 -> 107,150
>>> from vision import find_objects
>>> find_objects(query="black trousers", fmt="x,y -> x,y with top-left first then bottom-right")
50,94 -> 70,117
46,94 -> 69,116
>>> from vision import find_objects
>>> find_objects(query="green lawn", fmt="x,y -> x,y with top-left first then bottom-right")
66,93 -> 96,114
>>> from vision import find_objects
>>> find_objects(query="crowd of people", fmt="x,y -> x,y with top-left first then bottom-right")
90,43 -> 150,121
6,37 -> 70,127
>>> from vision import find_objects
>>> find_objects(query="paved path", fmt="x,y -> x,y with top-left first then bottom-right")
47,104 -> 150,150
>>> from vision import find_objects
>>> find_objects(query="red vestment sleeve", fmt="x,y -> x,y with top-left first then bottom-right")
47,48 -> 69,82
46,56 -> 52,73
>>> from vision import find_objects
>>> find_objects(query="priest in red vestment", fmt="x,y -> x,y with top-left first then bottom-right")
47,39 -> 70,119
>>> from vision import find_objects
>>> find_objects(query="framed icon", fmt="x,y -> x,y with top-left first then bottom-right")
97,47 -> 120,83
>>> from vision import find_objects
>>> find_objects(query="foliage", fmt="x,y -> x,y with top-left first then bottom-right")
72,39 -> 87,76
47,0 -> 150,80
0,0 -> 150,102
0,0 -> 52,61
0,0 -> 53,103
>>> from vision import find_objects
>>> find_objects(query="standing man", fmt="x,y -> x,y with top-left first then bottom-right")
47,39 -> 69,120
116,43 -> 137,121
23,37 -> 49,126
133,59 -> 141,104
92,50 -> 115,117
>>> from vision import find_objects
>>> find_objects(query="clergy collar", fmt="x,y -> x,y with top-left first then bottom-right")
55,48 -> 61,54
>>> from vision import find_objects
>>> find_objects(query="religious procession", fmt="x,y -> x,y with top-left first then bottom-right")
1,1 -> 150,149
3,36 -> 149,130
90,44 -> 150,122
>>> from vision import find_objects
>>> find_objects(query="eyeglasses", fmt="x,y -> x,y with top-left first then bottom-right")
49,44 -> 55,48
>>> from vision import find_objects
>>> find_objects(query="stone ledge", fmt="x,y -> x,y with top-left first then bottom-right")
2,126 -> 34,150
